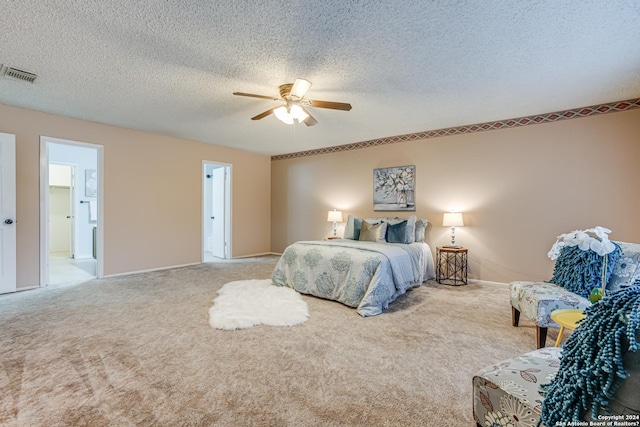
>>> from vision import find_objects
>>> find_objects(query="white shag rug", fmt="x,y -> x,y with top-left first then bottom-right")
208,279 -> 309,330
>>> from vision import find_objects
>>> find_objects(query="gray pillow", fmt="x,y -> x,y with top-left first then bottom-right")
415,219 -> 428,242
359,220 -> 387,242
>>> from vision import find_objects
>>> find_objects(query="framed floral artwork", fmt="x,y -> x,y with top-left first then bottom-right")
373,165 -> 415,211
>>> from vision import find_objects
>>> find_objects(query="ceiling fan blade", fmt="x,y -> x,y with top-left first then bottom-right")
233,92 -> 279,101
307,99 -> 352,111
290,79 -> 312,99
301,107 -> 318,126
251,107 -> 277,120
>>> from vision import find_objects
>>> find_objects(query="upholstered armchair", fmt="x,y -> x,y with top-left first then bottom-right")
510,241 -> 640,348
474,286 -> 640,426
473,341 -> 640,426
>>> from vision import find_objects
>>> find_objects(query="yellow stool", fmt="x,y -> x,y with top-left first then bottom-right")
550,309 -> 586,347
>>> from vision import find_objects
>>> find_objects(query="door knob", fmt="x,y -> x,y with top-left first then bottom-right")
4,219 -> 13,225
211,216 -> 215,220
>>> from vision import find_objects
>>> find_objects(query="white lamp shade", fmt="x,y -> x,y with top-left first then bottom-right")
443,212 -> 464,227
327,210 -> 343,222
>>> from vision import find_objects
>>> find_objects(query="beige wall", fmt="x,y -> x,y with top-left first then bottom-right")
271,109 -> 640,283
1,103 -> 271,290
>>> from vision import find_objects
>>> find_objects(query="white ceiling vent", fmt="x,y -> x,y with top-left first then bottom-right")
1,65 -> 38,83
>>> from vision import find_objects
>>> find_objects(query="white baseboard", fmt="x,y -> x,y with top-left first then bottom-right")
232,252 -> 281,259
468,279 -> 508,287
104,253 -> 282,279
15,285 -> 40,292
103,262 -> 200,278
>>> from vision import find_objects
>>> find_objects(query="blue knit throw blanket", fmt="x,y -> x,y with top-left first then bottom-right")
549,243 -> 622,298
538,286 -> 640,425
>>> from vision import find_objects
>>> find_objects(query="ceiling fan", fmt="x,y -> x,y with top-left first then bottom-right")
233,78 -> 352,126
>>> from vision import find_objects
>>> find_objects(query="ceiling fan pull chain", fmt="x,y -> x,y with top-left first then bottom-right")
291,120 -> 296,151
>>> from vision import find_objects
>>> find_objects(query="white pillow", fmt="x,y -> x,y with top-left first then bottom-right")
405,215 -> 417,243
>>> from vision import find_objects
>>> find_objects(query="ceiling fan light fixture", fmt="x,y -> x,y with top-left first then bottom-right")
274,106 -> 294,124
290,104 -> 308,122
274,103 -> 308,125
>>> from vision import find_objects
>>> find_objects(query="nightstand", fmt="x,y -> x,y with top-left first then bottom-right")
436,246 -> 468,285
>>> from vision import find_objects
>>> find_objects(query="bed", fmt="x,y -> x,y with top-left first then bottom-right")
271,238 -> 435,317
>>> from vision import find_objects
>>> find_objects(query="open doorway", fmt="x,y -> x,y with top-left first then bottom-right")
203,161 -> 231,262
40,137 -> 103,286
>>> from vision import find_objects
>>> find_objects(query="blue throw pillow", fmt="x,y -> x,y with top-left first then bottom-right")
386,220 -> 409,244
353,217 -> 363,240
549,243 -> 622,298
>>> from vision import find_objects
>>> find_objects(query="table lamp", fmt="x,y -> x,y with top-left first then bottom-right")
327,209 -> 343,239
443,212 -> 464,247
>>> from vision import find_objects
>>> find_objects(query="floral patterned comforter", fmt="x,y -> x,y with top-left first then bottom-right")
271,240 -> 435,316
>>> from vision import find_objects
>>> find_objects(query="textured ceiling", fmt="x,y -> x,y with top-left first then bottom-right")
1,1 -> 639,156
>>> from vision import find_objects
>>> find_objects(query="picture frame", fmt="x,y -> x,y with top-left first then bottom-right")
373,165 -> 415,211
85,169 -> 97,197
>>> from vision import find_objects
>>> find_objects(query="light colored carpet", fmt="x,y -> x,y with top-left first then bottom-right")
209,279 -> 309,330
0,255 -> 559,426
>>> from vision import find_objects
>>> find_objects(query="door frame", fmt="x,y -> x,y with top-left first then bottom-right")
202,160 -> 232,260
40,136 -> 104,286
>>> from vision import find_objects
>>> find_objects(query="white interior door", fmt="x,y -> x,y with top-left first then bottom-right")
211,167 -> 226,258
203,161 -> 231,261
48,164 -> 74,257
0,133 -> 17,294
48,186 -> 71,253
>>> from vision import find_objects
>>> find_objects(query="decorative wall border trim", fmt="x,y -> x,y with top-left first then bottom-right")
271,98 -> 640,161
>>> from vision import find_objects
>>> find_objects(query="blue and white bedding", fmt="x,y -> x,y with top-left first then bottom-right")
271,240 -> 435,317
